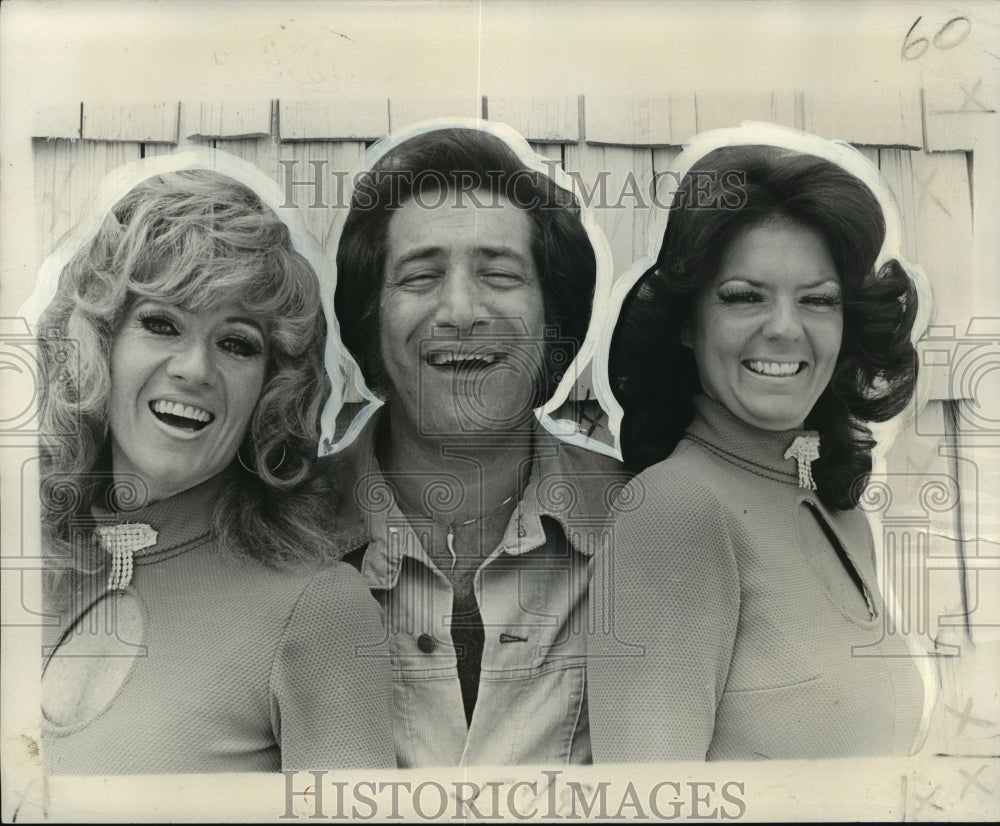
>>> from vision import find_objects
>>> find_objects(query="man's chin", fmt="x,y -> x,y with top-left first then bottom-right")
416,403 -> 540,439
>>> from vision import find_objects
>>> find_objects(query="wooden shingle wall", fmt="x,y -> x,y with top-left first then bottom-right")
32,91 -> 988,334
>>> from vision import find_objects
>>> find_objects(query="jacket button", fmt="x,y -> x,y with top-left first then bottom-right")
417,634 -> 436,653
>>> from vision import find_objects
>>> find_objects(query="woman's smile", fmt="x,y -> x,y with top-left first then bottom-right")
148,399 -> 215,432
742,359 -> 805,377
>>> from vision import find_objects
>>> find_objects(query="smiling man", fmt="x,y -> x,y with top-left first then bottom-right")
322,125 -> 628,767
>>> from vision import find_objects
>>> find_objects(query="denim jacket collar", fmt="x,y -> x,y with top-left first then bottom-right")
319,409 -> 622,588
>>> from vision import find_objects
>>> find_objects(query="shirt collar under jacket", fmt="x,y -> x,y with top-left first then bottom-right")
684,394 -> 822,487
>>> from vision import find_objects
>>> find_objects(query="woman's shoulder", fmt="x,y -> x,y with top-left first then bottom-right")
248,554 -> 370,599
279,561 -> 383,645
198,541 -> 361,604
621,440 -> 729,511
298,558 -> 372,600
612,446 -> 740,557
604,447 -> 742,593
214,557 -> 379,644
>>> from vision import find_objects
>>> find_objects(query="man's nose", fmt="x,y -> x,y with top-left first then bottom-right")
167,341 -> 215,385
433,268 -> 480,330
762,298 -> 804,341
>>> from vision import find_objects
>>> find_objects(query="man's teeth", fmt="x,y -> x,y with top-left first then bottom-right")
151,400 -> 213,423
427,352 -> 499,366
745,360 -> 802,376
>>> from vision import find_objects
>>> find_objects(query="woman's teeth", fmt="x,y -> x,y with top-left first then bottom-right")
150,400 -> 214,430
745,360 -> 802,376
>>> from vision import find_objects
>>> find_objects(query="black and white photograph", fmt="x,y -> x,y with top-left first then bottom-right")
1,0 -> 997,821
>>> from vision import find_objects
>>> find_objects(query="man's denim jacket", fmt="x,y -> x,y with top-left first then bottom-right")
319,411 -> 630,767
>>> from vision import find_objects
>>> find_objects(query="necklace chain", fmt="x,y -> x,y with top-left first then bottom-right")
391,484 -> 520,570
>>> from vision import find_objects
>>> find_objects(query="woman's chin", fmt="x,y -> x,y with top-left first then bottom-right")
731,402 -> 809,432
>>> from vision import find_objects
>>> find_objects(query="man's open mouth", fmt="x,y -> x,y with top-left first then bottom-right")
426,350 -> 503,368
149,399 -> 214,431
742,360 -> 805,377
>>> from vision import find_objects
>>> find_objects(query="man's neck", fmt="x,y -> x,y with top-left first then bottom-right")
379,409 -> 536,523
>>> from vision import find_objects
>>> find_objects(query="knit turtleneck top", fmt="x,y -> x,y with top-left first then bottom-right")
41,472 -> 395,774
589,395 -> 925,762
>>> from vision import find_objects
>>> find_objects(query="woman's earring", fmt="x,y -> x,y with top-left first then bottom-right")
237,446 -> 286,474
237,448 -> 257,475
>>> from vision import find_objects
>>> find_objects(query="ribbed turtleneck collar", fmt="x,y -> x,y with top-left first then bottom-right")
684,395 -> 820,488
89,470 -> 230,559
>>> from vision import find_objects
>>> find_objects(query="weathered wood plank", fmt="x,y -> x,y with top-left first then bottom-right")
33,104 -> 81,140
905,150 -> 974,335
214,137 -> 283,186
586,95 -> 696,147
485,95 -> 580,142
877,148 -> 976,354
923,85 -> 1000,152
282,141 -> 366,247
564,143 -> 654,284
34,139 -> 142,270
802,87 -> 923,147
529,142 -> 564,170
184,101 -> 272,140
875,147 -> 920,264
81,103 -> 178,143
875,405 -> 968,655
694,92 -> 799,134
388,96 -> 483,131
970,115 -> 1000,321
924,112 -> 991,152
142,142 -> 192,159
640,146 -> 685,259
279,99 -> 388,141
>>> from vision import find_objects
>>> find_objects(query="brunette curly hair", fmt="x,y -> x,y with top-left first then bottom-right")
610,144 -> 918,509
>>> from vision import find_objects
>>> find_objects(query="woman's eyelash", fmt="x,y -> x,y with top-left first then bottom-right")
717,291 -> 842,306
219,336 -> 264,357
804,294 -> 842,306
719,290 -> 763,304
137,311 -> 178,334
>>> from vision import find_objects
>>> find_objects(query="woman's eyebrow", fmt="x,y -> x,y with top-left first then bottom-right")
718,277 -> 840,289
800,277 -> 841,290
717,277 -> 764,287
224,316 -> 265,333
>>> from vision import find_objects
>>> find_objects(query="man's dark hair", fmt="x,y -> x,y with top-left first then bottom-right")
334,127 -> 597,403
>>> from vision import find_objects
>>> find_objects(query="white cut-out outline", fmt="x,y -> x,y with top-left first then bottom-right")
322,117 -> 617,457
18,145 -> 350,457
592,120 -> 934,461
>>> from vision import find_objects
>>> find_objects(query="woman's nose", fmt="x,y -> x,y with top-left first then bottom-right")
433,268 -> 480,330
167,341 -> 215,385
762,298 -> 804,341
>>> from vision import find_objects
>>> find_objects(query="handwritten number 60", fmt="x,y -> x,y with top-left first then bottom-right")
902,16 -> 972,61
